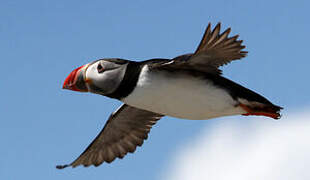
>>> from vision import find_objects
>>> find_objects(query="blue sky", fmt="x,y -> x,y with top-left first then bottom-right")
1,0 -> 309,179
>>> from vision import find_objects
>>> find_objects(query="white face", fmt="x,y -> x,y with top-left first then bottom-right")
85,59 -> 128,95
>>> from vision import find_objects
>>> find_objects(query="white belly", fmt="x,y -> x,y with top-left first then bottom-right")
122,66 -> 245,120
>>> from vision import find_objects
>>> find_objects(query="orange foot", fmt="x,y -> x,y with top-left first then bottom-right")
239,103 -> 281,120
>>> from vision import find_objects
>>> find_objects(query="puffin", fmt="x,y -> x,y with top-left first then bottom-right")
57,23 -> 282,169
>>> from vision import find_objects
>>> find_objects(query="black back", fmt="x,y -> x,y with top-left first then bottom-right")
205,73 -> 273,105
106,57 -> 274,106
146,57 -> 274,106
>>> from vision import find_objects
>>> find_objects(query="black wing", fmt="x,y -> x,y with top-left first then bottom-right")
57,104 -> 163,169
155,23 -> 247,74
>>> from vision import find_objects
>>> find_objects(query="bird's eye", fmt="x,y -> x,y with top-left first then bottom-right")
97,63 -> 104,73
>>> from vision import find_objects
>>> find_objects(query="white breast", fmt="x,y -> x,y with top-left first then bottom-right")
122,65 -> 245,120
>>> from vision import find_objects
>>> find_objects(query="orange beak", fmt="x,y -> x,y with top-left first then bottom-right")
63,65 -> 88,92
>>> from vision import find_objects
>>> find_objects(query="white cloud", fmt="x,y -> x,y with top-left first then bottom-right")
162,109 -> 310,180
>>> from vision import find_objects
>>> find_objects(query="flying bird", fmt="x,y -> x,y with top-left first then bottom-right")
57,23 -> 282,169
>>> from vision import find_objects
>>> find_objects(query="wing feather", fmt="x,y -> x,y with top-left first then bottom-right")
159,22 -> 247,74
56,104 -> 163,169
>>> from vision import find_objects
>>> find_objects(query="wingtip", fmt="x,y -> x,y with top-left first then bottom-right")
56,164 -> 70,169
205,23 -> 212,34
213,23 -> 221,34
222,27 -> 231,35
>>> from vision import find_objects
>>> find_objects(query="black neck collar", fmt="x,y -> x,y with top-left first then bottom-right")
105,61 -> 143,100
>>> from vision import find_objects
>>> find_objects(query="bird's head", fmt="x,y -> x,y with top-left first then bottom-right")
63,59 -> 128,95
